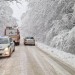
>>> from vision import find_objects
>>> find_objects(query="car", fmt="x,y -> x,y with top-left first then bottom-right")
24,37 -> 35,46
0,36 -> 15,57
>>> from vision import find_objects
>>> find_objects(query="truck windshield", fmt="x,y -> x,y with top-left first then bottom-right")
0,38 -> 8,44
6,29 -> 18,36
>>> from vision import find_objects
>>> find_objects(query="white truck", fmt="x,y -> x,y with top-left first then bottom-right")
4,27 -> 20,45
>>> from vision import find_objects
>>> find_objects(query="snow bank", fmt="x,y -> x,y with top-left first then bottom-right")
36,42 -> 75,68
50,27 -> 75,54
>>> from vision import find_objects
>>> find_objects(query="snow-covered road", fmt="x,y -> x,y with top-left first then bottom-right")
0,44 -> 75,75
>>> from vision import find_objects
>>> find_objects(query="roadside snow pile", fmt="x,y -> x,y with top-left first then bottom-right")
36,42 -> 75,68
50,27 -> 75,54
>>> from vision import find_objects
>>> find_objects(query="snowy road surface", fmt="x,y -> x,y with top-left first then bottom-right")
0,44 -> 75,75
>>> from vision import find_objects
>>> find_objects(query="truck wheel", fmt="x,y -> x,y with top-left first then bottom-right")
17,42 -> 20,45
18,42 -> 20,45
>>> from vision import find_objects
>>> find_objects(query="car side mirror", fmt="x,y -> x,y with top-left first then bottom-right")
10,42 -> 13,45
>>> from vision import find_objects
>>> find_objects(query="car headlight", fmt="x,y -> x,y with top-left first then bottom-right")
4,47 -> 9,52
3,47 -> 9,55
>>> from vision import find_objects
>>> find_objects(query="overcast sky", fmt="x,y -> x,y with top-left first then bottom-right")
9,0 -> 28,21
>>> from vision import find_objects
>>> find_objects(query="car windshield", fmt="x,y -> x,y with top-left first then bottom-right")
26,37 -> 34,39
0,38 -> 8,44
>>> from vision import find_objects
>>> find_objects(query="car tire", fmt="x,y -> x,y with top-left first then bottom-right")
13,47 -> 15,52
24,43 -> 26,45
8,50 -> 11,57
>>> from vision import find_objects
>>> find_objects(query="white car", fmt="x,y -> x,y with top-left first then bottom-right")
24,37 -> 35,46
0,36 -> 15,57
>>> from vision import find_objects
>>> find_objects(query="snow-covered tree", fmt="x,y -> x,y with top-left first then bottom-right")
0,0 -> 18,35
21,0 -> 75,53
